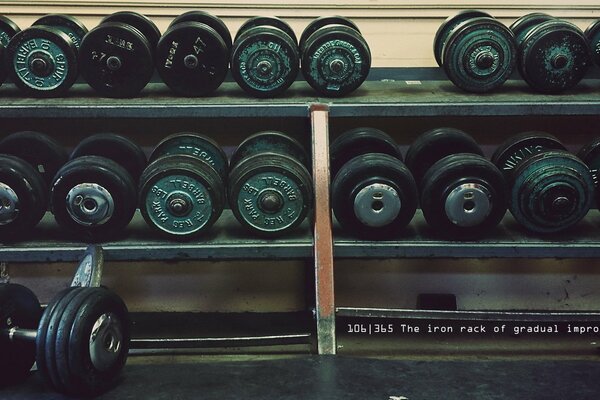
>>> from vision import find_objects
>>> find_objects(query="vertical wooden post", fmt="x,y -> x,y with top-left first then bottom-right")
310,103 -> 336,355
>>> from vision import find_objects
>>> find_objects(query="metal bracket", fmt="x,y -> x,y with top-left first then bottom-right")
70,245 -> 104,288
0,262 -> 9,283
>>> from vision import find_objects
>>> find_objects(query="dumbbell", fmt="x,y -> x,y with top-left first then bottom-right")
79,11 -> 161,97
0,16 -> 20,87
5,22 -> 78,96
32,14 -> 88,49
330,128 -> 417,238
231,16 -> 299,97
156,11 -> 231,96
139,133 -> 227,239
300,16 -> 371,97
50,133 -> 147,239
585,19 -> 600,67
0,131 -> 68,240
510,13 -> 591,93
228,131 -> 313,236
433,10 -> 517,92
405,128 -> 507,238
492,132 -> 594,233
0,283 -> 130,395
575,137 -> 600,209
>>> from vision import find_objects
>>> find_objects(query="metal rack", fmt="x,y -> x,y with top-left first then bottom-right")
2,74 -> 600,355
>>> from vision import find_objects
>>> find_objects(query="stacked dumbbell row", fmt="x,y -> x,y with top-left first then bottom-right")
0,12 -> 370,98
435,10 -> 600,93
0,131 -> 314,242
331,127 -> 600,239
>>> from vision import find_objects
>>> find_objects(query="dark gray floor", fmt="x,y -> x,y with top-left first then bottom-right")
3,356 -> 600,399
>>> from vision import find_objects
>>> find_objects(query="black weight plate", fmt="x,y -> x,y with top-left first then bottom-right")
0,155 -> 48,241
299,16 -> 360,54
301,25 -> 371,97
139,155 -> 225,239
433,9 -> 492,67
101,11 -> 161,50
330,127 -> 402,179
520,20 -> 591,93
71,134 -> 146,183
50,156 -> 137,239
0,15 -> 20,46
0,43 -> 5,86
0,283 -> 42,385
491,131 -> 566,177
585,19 -> 600,66
66,288 -> 130,397
420,153 -> 507,239
169,10 -> 232,52
576,137 -> 600,208
230,131 -> 309,170
149,132 -> 228,181
79,22 -> 154,98
0,131 -> 68,187
442,17 -> 516,93
332,153 -> 417,238
509,12 -> 554,48
405,127 -> 483,187
33,14 -> 88,49
6,26 -> 78,97
236,16 -> 298,47
231,25 -> 299,98
157,22 -> 229,97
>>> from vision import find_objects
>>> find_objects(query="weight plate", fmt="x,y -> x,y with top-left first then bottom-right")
420,153 -> 507,238
330,127 -> 402,179
156,22 -> 229,97
585,19 -> 600,66
230,131 -> 309,170
433,9 -> 492,67
0,44 -> 6,86
442,17 -> 516,93
70,133 -> 147,183
6,26 -> 78,97
101,11 -> 161,50
331,153 -> 417,238
491,131 -> 566,177
231,26 -> 299,98
299,16 -> 360,54
169,10 -> 232,52
0,283 -> 42,385
150,132 -> 228,181
50,156 -> 137,239
228,153 -> 313,236
0,131 -> 68,187
0,15 -> 20,46
510,150 -> 593,233
0,155 -> 47,241
139,155 -> 225,238
79,22 -> 153,98
405,127 -> 483,187
33,14 -> 88,49
509,12 -> 554,48
576,137 -> 600,208
520,20 -> 591,93
301,25 -> 371,97
235,16 -> 298,47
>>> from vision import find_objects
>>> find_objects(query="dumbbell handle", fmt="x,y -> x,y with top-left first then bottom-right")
1,326 -> 37,341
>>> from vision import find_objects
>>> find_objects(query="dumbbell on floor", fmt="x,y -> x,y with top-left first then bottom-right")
300,16 -> 371,97
228,131 -> 313,236
139,133 -> 227,239
156,11 -> 231,96
79,11 -> 160,97
492,132 -> 594,233
330,128 -> 417,238
433,10 -> 517,92
231,16 -> 299,97
405,128 -> 508,238
50,133 -> 146,239
0,131 -> 68,240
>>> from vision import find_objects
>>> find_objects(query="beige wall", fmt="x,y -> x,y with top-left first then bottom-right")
3,1 -> 600,66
